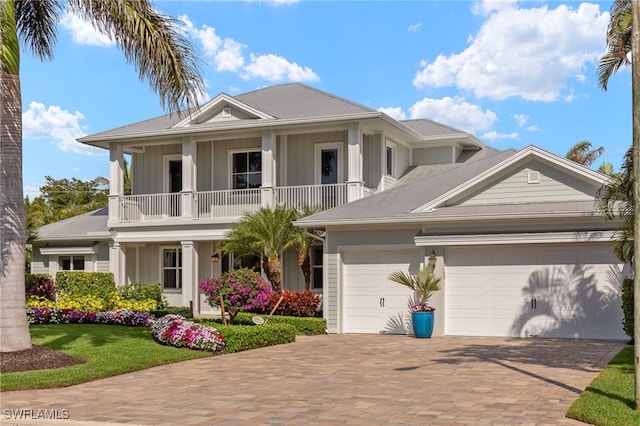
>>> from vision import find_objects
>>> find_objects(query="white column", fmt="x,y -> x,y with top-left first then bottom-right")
182,138 -> 197,220
109,241 -> 126,285
109,144 -> 124,225
261,130 -> 276,208
181,240 -> 198,313
346,123 -> 364,202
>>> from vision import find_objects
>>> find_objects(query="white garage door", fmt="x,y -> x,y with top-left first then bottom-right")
445,243 -> 627,340
342,250 -> 421,334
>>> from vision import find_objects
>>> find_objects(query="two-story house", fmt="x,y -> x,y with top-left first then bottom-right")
32,83 -> 628,340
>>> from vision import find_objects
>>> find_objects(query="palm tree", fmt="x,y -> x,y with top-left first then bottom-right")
388,267 -> 441,306
217,206 -> 299,292
565,140 -> 605,167
596,146 -> 634,263
293,206 -> 322,290
598,0 -> 632,91
0,0 -> 203,352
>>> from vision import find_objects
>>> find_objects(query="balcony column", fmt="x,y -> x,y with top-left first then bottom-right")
181,240 -> 199,315
109,241 -> 126,286
261,130 -> 276,208
108,144 -> 124,225
181,138 -> 197,220
346,123 -> 364,202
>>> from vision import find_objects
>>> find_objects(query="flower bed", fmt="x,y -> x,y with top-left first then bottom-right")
150,315 -> 225,353
27,307 -> 153,327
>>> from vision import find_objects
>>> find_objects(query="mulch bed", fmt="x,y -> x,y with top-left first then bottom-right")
1,345 -> 85,373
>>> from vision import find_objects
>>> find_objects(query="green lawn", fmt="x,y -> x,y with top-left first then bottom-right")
0,324 -> 212,391
566,347 -> 640,425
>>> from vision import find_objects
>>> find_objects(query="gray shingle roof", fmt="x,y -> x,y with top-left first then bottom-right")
35,208 -> 110,241
399,118 -> 469,137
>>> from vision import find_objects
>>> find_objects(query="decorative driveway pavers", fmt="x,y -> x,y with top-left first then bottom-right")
1,335 -> 626,425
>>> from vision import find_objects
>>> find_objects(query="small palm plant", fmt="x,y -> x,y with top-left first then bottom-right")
388,267 -> 441,309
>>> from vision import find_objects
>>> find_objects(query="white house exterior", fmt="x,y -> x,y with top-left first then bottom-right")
32,83 -> 628,340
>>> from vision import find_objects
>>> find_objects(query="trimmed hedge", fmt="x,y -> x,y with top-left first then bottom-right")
198,321 -> 296,353
56,271 -> 116,300
234,312 -> 327,335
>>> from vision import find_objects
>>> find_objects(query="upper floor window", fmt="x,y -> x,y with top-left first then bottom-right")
59,255 -> 85,271
385,141 -> 396,176
315,142 -> 343,185
232,151 -> 262,189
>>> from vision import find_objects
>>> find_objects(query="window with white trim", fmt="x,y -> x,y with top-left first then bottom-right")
59,256 -> 85,271
162,247 -> 182,290
315,142 -> 343,185
312,247 -> 323,290
385,141 -> 396,177
231,150 -> 262,189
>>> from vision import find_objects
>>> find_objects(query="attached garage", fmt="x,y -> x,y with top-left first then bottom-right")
342,249 -> 422,334
445,243 -> 627,340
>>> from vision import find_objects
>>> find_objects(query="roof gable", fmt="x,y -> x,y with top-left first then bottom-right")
172,94 -> 274,128
412,145 -> 608,213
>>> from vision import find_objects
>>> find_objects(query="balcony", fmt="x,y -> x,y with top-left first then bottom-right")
111,183 -> 348,225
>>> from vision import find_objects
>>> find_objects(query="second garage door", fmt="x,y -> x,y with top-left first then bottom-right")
445,243 -> 627,340
342,250 -> 422,334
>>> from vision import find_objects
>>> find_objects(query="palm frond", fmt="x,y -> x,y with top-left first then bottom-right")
14,0 -> 61,61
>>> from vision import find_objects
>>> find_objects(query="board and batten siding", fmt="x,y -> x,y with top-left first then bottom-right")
212,137 -> 261,190
451,160 -> 598,206
412,146 -> 453,165
285,131 -> 347,186
132,144 -> 181,194
363,133 -> 382,190
396,142 -> 411,177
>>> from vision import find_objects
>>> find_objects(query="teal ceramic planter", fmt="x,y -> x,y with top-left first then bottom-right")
412,311 -> 434,338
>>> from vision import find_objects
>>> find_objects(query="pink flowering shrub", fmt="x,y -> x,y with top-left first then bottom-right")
200,268 -> 274,322
150,314 -> 225,352
27,307 -> 153,326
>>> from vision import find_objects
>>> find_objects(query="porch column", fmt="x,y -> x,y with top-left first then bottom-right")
261,130 -> 276,208
181,138 -> 197,220
346,123 -> 364,202
109,241 -> 126,286
181,240 -> 199,315
108,144 -> 124,226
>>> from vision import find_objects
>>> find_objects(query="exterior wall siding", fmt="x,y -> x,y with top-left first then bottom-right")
363,133 -> 381,190
285,131 -> 347,186
453,160 -> 598,206
412,146 -> 452,165
133,144 -> 181,194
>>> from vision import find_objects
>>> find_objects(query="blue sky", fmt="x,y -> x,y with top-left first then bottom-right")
21,0 -> 631,199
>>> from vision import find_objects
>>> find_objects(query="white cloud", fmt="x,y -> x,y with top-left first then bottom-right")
60,12 -> 114,47
408,96 -> 498,134
377,107 -> 407,121
22,102 -> 102,156
481,130 -> 519,141
408,23 -> 422,32
180,15 -> 318,83
413,2 -> 609,101
244,54 -> 319,82
525,125 -> 539,132
512,113 -> 528,127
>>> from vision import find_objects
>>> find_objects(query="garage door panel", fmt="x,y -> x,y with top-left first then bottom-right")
446,243 -> 627,340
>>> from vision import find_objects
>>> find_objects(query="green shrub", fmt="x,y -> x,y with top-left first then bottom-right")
197,321 -> 296,353
150,306 -> 192,318
117,282 -> 167,310
25,275 -> 56,301
622,277 -> 633,338
234,312 -> 327,335
56,272 -> 117,300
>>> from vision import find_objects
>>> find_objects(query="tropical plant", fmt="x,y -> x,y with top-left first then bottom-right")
293,206 -> 322,290
596,146 -> 634,263
598,0 -> 632,91
0,0 -> 204,352
388,267 -> 441,307
565,140 -> 605,167
216,206 -> 299,292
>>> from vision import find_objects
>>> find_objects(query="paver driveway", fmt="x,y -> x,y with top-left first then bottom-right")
0,335 -> 626,425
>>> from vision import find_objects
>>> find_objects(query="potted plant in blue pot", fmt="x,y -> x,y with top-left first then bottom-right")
388,267 -> 441,338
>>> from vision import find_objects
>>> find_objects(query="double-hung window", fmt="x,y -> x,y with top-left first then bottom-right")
232,151 -> 262,189
162,248 -> 182,290
59,256 -> 85,271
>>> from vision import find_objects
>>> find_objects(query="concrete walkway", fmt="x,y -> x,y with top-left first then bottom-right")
0,335 -> 626,425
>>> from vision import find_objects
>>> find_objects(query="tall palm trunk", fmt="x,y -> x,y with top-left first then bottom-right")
0,72 -> 32,352
262,257 -> 283,292
298,251 -> 311,291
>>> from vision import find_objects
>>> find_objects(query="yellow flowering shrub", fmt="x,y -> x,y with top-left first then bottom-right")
26,296 -> 56,308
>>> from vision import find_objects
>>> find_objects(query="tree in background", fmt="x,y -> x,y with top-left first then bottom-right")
565,140 -> 605,168
1,0 -> 203,353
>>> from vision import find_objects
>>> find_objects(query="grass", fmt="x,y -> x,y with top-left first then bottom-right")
566,347 -> 640,425
0,324 -> 212,391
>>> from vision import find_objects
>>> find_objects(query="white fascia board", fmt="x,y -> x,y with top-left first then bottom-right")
412,145 -> 609,213
114,228 -> 229,243
40,246 -> 97,255
414,230 -> 616,246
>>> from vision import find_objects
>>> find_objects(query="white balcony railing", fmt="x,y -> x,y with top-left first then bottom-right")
114,184 -> 348,224
119,193 -> 182,223
275,183 -> 347,211
196,188 -> 261,220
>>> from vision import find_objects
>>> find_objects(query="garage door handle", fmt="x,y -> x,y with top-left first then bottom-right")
380,297 -> 384,307
531,298 -> 537,309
